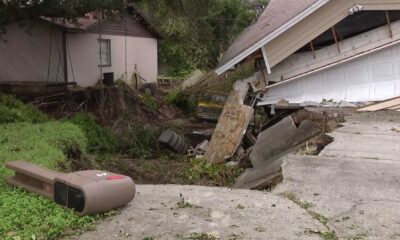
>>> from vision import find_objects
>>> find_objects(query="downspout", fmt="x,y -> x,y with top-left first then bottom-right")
62,29 -> 68,85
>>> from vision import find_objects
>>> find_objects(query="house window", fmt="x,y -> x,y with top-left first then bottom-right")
98,39 -> 111,66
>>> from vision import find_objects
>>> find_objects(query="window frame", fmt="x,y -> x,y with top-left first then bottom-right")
98,38 -> 112,67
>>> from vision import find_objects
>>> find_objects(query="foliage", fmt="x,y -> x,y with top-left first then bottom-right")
0,94 -> 48,124
68,112 -> 116,153
213,64 -> 255,93
184,159 -> 242,187
166,90 -> 197,116
0,0 -> 128,29
0,121 -> 93,240
141,93 -> 159,112
117,125 -> 161,159
136,0 -> 263,76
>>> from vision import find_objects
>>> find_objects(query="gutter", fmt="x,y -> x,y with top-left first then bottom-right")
215,0 -> 330,75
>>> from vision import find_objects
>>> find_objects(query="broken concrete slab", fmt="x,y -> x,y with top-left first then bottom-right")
205,81 -> 254,163
275,154 -> 400,240
234,116 -> 319,189
274,112 -> 400,240
76,185 -> 326,240
250,116 -> 320,168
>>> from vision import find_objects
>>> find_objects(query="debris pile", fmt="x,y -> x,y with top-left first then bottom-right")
187,71 -> 349,190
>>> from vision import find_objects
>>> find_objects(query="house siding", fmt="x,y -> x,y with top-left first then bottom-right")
86,14 -> 155,38
0,21 -> 64,83
66,32 -> 157,87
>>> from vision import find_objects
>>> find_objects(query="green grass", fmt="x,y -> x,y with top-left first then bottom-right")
0,121 -> 97,240
0,94 -> 48,124
68,112 -> 116,153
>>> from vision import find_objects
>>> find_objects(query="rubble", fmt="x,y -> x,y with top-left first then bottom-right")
234,116 -> 319,189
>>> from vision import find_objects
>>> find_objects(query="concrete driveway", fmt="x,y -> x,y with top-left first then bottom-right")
76,112 -> 400,240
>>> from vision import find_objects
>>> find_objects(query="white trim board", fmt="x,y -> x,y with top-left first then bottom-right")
215,0 -> 330,75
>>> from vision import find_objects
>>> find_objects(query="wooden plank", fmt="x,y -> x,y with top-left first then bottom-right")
205,81 -> 254,164
387,104 -> 400,110
357,97 -> 400,112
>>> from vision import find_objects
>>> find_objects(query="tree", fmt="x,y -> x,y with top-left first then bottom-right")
135,0 -> 262,76
0,0 -> 128,28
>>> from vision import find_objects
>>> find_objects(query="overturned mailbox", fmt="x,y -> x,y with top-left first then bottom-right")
6,160 -> 136,216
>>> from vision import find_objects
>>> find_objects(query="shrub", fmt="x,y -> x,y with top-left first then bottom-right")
0,94 -> 48,124
117,125 -> 161,159
68,112 -> 116,153
166,90 -> 197,115
141,93 -> 159,111
184,159 -> 242,187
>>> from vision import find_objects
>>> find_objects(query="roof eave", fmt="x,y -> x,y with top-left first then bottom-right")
215,0 -> 330,75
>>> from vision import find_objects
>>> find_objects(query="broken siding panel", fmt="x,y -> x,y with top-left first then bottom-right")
266,0 -> 353,68
260,41 -> 400,105
269,20 -> 400,83
0,21 -> 64,83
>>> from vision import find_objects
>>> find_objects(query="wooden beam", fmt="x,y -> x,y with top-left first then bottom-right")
310,41 -> 316,59
385,10 -> 393,38
261,46 -> 272,74
332,27 -> 340,53
62,30 -> 68,84
358,97 -> 400,112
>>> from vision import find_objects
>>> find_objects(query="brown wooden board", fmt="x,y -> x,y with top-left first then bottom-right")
205,81 -> 254,163
357,97 -> 400,112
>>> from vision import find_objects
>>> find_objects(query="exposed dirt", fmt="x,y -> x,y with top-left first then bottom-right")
30,86 -> 183,127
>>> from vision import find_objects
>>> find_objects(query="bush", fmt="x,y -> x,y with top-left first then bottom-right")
0,94 -> 48,124
166,90 -> 197,116
117,125 -> 161,159
184,159 -> 242,187
0,121 -> 94,240
141,93 -> 159,111
68,113 -> 116,153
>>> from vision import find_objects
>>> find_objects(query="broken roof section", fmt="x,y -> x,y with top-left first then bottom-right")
42,4 -> 162,39
216,0 -> 328,75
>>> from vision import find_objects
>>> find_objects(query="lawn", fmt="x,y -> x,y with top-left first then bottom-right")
0,96 -> 97,240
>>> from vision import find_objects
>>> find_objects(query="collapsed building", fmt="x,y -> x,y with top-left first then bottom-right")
216,0 -> 400,105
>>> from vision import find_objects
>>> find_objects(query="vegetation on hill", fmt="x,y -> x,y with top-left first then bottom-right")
0,95 -> 97,240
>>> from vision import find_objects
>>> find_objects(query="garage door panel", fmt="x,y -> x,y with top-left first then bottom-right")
373,82 -> 397,99
346,64 -> 370,84
346,84 -> 371,102
261,43 -> 400,105
372,63 -> 394,81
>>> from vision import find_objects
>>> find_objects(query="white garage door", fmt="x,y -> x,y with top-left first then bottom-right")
261,42 -> 400,105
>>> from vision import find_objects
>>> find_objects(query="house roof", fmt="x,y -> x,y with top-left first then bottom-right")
42,4 -> 162,39
216,0 -> 329,75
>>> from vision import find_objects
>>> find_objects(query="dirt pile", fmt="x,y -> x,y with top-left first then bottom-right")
30,86 -> 182,127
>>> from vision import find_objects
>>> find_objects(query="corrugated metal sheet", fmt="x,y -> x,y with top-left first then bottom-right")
0,21 -> 64,83
218,0 -> 319,68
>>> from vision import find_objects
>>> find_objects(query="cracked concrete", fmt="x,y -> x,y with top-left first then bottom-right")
275,112 -> 400,240
76,185 -> 325,240
74,111 -> 400,240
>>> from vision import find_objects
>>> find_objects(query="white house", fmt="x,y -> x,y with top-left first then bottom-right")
217,0 -> 400,105
0,5 -> 161,88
